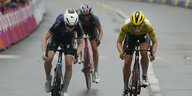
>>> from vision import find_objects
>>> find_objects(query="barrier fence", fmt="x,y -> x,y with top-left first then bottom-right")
0,0 -> 44,50
139,0 -> 192,8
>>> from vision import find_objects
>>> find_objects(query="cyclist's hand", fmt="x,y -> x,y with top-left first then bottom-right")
95,38 -> 100,46
149,54 -> 155,61
42,52 -> 47,61
73,53 -> 79,64
96,40 -> 100,46
120,52 -> 124,60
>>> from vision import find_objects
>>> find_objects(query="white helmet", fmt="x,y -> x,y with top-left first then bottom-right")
64,8 -> 78,27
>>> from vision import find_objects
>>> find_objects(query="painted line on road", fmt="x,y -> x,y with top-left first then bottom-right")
96,3 -> 162,96
0,55 -> 21,59
95,3 -> 128,19
184,56 -> 192,60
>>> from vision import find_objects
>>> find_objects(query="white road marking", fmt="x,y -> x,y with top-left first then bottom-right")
96,3 -> 162,96
184,56 -> 192,60
0,55 -> 21,59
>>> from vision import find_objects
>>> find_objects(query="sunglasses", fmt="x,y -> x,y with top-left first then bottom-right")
82,14 -> 91,17
66,24 -> 76,28
133,25 -> 143,28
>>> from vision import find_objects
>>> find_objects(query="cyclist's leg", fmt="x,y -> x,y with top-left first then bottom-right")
44,50 -> 55,80
62,42 -> 75,94
123,34 -> 136,92
63,54 -> 73,93
88,28 -> 99,73
140,34 -> 150,85
123,54 -> 133,90
44,38 -> 57,92
90,39 -> 99,72
44,51 -> 55,93
90,38 -> 100,83
140,42 -> 150,77
88,28 -> 100,82
44,38 -> 57,80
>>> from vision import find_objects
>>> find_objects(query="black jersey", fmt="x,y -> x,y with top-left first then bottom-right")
49,14 -> 83,43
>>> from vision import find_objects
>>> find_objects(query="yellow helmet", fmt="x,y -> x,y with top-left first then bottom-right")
130,11 -> 145,25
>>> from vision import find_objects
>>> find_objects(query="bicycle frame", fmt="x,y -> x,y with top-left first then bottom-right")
130,43 -> 142,95
51,49 -> 64,96
80,36 -> 95,89
123,40 -> 153,96
56,50 -> 64,84
83,37 -> 93,72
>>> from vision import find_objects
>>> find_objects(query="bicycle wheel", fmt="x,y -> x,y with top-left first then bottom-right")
84,48 -> 91,89
133,64 -> 139,96
51,65 -> 62,96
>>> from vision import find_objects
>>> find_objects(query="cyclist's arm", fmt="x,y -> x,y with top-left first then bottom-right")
75,22 -> 84,55
148,29 -> 157,55
92,12 -> 103,41
77,38 -> 83,55
151,39 -> 157,55
117,29 -> 127,53
145,19 -> 157,55
41,32 -> 51,52
117,38 -> 123,54
97,23 -> 103,41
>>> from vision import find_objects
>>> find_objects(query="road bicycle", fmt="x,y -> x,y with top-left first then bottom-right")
123,40 -> 153,96
45,45 -> 69,96
78,35 -> 95,90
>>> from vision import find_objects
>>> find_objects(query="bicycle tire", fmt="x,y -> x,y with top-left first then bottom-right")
133,63 -> 139,96
84,48 -> 91,89
51,65 -> 61,96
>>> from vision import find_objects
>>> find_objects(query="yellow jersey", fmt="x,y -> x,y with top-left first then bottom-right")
118,18 -> 156,41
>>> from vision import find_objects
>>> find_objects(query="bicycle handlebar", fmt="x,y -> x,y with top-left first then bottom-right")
123,46 -> 153,56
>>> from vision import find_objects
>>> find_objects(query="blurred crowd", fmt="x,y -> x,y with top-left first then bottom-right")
0,0 -> 26,13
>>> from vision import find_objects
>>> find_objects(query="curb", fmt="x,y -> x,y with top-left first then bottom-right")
138,0 -> 192,8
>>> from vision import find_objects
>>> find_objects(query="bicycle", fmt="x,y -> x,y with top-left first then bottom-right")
78,35 -> 95,90
46,45 -> 73,96
123,40 -> 153,96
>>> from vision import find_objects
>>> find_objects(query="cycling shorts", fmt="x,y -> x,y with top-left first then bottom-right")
47,37 -> 76,55
123,33 -> 150,55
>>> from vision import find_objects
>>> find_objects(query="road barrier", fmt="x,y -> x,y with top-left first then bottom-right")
0,0 -> 45,50
138,0 -> 192,8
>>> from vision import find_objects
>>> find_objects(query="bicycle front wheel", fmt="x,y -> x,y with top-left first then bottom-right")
51,65 -> 62,96
84,48 -> 91,89
133,63 -> 139,96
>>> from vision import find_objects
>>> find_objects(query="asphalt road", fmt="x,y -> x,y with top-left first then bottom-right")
0,0 -> 192,96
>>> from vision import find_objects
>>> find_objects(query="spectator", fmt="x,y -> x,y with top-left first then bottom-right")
9,0 -> 19,8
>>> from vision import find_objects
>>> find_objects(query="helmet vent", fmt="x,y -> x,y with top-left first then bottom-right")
75,18 -> 77,24
68,9 -> 75,14
66,18 -> 70,25
135,11 -> 140,23
140,16 -> 143,22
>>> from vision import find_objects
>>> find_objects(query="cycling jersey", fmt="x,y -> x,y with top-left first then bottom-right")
118,18 -> 156,41
78,11 -> 101,39
48,14 -> 83,55
49,13 -> 83,43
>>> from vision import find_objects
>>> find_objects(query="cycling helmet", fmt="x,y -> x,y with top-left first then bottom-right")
64,8 -> 78,26
79,3 -> 92,14
130,11 -> 145,25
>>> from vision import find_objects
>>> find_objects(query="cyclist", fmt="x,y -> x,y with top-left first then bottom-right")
41,8 -> 83,96
116,11 -> 157,95
78,3 -> 103,83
